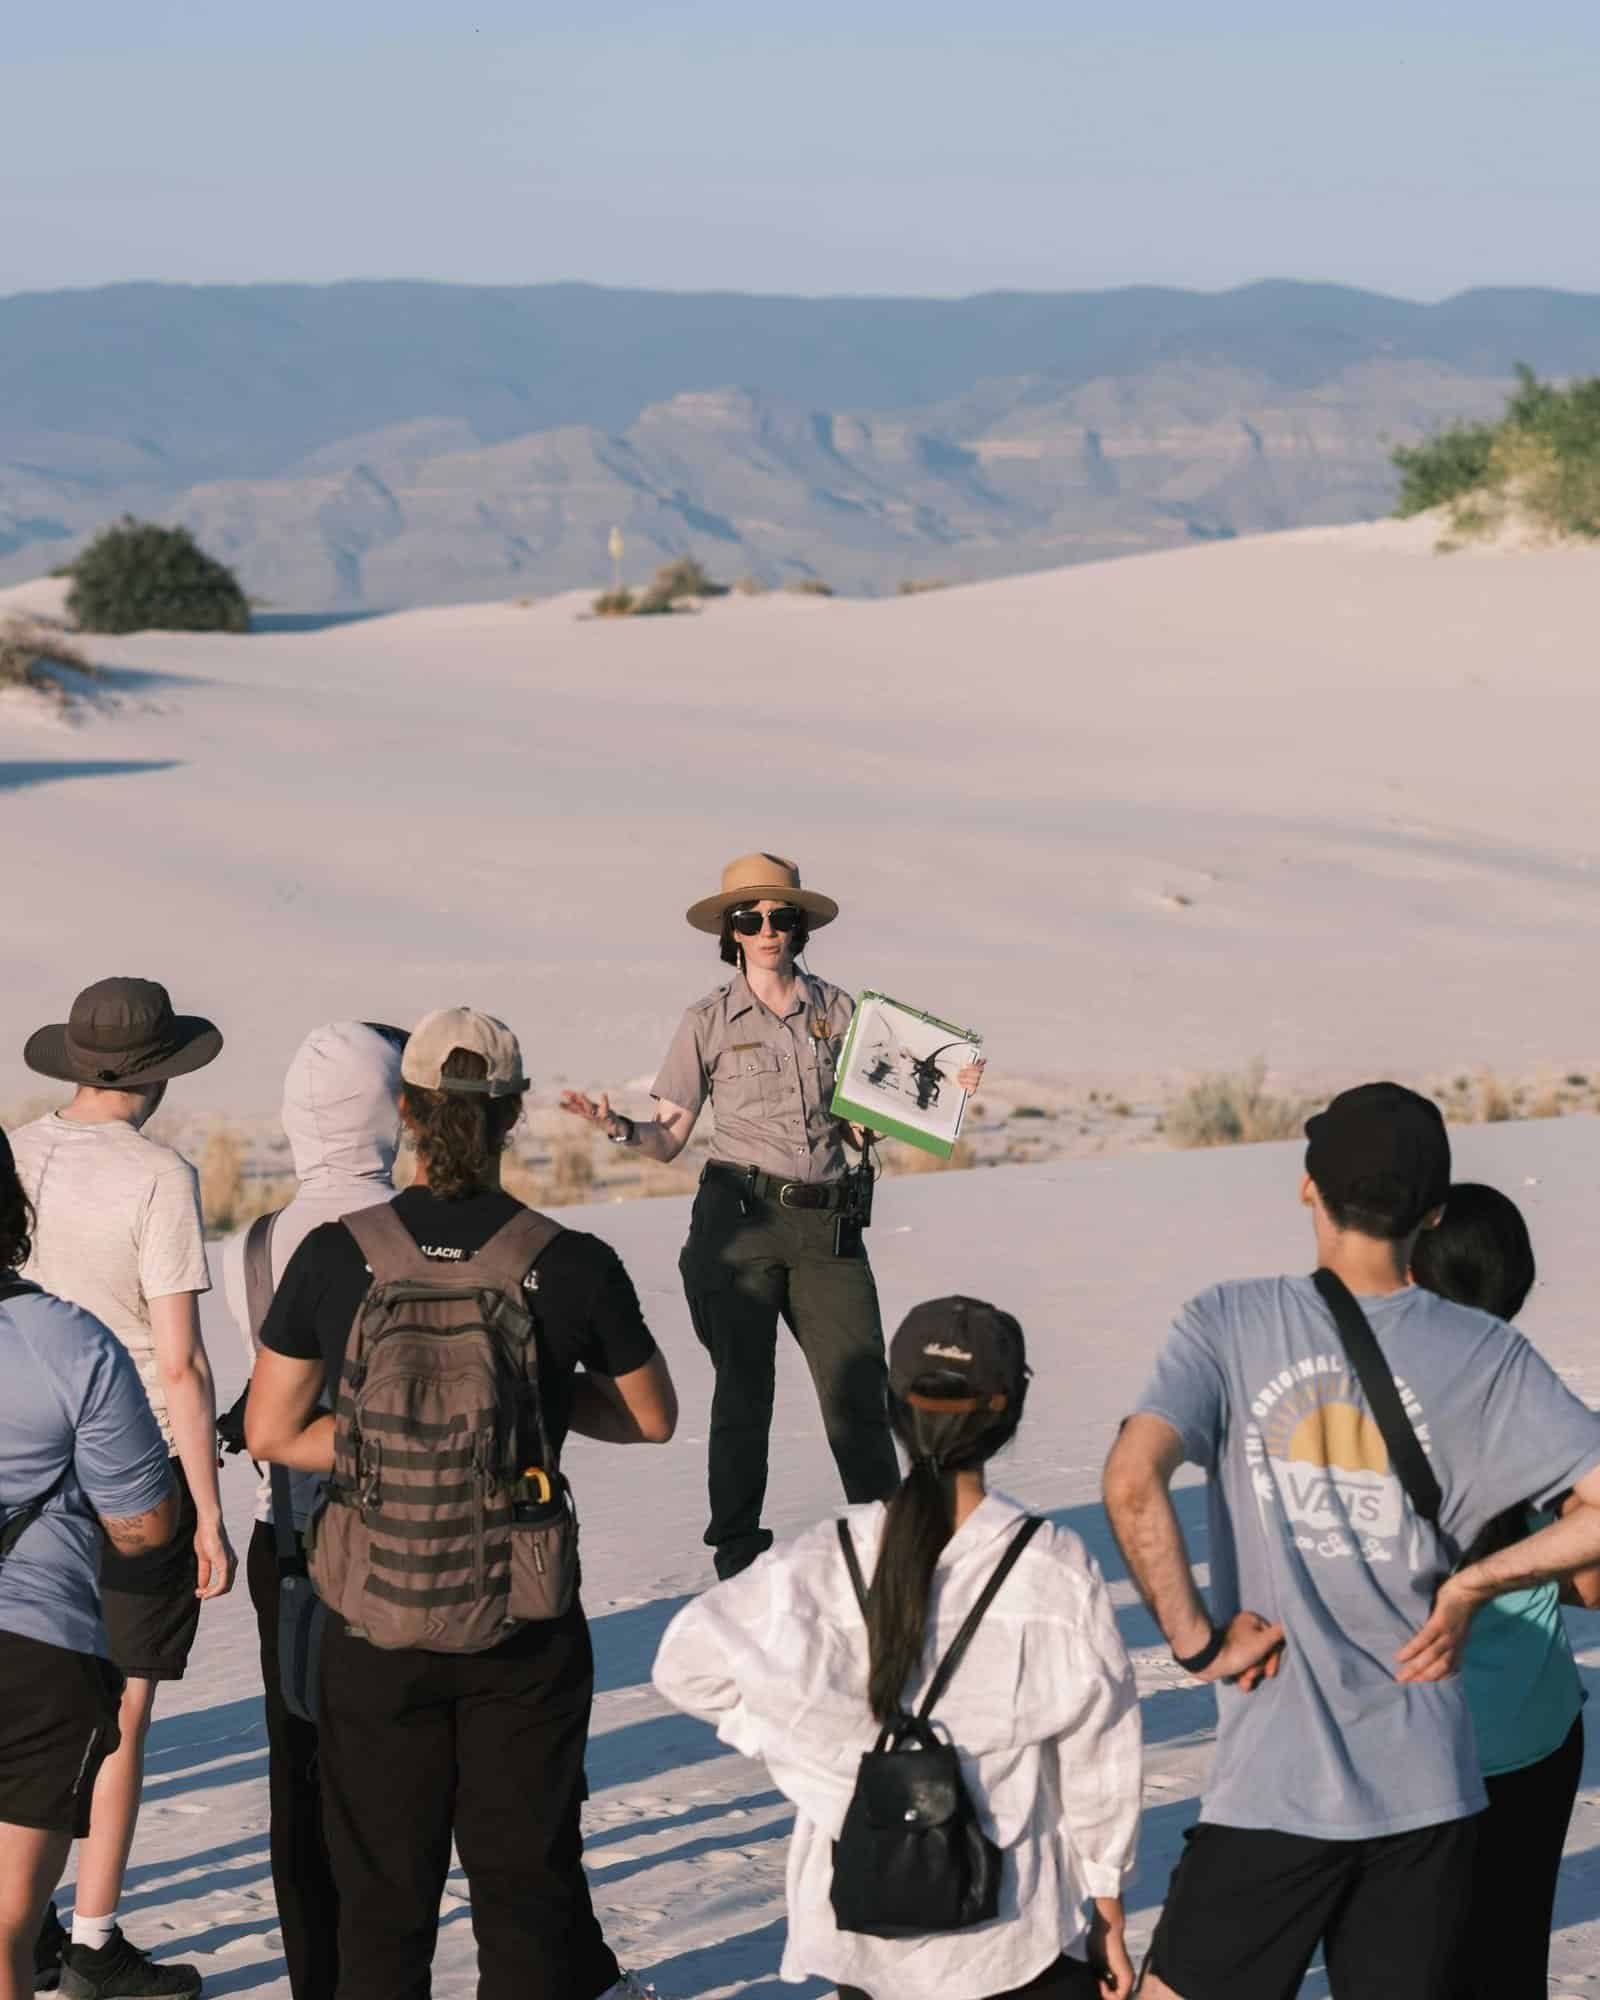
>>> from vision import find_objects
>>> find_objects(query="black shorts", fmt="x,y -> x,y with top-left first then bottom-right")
1148,1816 -> 1478,2000
0,1629 -> 124,1836
100,1455 -> 201,1681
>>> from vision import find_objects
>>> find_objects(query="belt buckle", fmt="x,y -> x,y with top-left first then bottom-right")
778,1181 -> 803,1208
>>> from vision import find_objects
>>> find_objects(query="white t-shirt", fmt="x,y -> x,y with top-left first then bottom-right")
11,1112 -> 211,1451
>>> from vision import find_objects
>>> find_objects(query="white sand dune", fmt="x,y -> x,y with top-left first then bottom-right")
5,518 -> 1600,1112
94,1117 -> 1600,1998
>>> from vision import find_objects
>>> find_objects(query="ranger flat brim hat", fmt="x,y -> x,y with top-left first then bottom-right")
685,851 -> 839,934
25,977 -> 223,1089
402,1008 -> 528,1097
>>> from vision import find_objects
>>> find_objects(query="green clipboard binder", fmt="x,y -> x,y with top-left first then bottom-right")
829,990 -> 983,1158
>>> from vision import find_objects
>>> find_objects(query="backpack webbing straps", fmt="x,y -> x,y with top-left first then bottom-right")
242,1210 -> 302,1567
467,1209 -> 563,1292
341,1202 -> 441,1285
1312,1268 -> 1443,1528
916,1516 -> 1044,1722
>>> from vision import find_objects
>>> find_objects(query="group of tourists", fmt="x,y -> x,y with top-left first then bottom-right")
2,847 -> 1599,2000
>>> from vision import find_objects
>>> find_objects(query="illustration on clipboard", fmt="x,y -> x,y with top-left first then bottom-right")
831,992 -> 983,1157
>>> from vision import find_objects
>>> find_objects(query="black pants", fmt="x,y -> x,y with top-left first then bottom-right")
316,1602 -> 619,2000
680,1174 -> 900,1577
248,1521 -> 340,2000
1149,1815 -> 1478,2000
838,1952 -> 1100,2000
1454,1714 -> 1584,2000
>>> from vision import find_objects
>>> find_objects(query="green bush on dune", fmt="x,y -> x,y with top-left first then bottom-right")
1393,365 -> 1600,539
68,518 -> 251,635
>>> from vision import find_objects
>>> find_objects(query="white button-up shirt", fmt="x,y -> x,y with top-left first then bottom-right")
653,1491 -> 1142,2000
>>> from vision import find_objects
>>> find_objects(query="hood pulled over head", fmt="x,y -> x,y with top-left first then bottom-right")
281,1021 -> 403,1188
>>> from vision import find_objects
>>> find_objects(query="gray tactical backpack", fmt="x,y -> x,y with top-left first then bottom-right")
308,1201 -> 578,1652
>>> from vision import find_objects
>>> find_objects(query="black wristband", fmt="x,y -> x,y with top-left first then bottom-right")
1174,1624 -> 1225,1675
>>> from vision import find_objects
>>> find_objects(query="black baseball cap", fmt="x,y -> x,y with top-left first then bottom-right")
1304,1081 -> 1450,1232
889,1296 -> 1028,1415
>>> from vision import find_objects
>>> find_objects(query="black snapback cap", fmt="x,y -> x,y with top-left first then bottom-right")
1304,1081 -> 1450,1231
889,1296 -> 1028,1414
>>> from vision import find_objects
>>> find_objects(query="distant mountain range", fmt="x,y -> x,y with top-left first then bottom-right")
4,279 -> 1598,608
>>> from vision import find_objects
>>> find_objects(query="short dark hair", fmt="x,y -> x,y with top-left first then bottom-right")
718,906 -> 811,967
1411,1181 -> 1535,1323
1315,1181 -> 1426,1243
0,1130 -> 33,1272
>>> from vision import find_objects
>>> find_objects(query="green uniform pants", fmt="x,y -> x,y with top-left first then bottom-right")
679,1172 -> 900,1578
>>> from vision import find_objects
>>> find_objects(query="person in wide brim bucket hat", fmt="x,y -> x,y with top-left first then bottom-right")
685,852 -> 839,935
25,977 -> 223,1088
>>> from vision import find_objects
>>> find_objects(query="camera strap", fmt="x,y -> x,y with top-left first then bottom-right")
1312,1267 -> 1442,1528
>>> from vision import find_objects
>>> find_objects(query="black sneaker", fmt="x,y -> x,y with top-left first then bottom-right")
34,1902 -> 67,1992
58,1930 -> 201,2000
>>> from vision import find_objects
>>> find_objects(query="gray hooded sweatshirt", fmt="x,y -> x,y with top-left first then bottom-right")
222,1021 -> 402,1529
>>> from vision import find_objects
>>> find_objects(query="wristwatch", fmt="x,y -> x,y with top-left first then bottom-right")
607,1114 -> 636,1146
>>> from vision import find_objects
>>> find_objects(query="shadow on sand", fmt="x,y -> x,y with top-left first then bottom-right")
0,758 -> 181,793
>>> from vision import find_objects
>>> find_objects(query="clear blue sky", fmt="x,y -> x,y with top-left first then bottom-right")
5,0 -> 1599,300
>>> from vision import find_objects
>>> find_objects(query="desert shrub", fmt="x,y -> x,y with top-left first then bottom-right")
1394,366 -> 1600,539
0,621 -> 96,701
879,1136 -> 976,1176
1392,423 -> 1498,517
732,574 -> 770,596
650,555 -> 726,600
785,577 -> 834,597
196,1124 -> 293,1233
1475,1072 -> 1514,1124
1010,1105 -> 1049,1120
896,578 -> 949,596
68,518 -> 250,635
629,580 -> 681,616
1167,1062 -> 1306,1149
548,1127 -> 597,1202
591,588 -> 635,617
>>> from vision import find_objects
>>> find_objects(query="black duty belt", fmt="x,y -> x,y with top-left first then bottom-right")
704,1162 -> 852,1212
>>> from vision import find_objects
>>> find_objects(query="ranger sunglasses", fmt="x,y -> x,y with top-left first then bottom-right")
729,905 -> 802,937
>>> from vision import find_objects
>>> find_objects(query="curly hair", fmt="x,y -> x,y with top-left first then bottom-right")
718,906 -> 812,968
0,1129 -> 34,1272
399,1048 -> 524,1202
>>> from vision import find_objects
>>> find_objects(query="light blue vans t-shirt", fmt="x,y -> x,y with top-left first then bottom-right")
0,1281 -> 173,1658
1137,1277 -> 1600,1840
1460,1507 -> 1584,1778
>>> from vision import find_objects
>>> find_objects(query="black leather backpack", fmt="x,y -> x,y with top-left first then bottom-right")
830,1512 -> 1043,1938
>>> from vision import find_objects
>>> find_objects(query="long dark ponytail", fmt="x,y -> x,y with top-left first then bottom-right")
864,1383 -> 1024,1724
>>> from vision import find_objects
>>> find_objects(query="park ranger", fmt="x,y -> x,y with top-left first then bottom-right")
561,851 -> 982,1578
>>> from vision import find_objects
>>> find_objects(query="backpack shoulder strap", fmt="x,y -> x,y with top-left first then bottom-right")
915,1515 -> 1044,1723
0,1278 -> 43,1306
837,1518 -> 870,1616
1312,1268 -> 1443,1527
341,1202 -> 439,1286
242,1210 -> 282,1341
466,1208 -> 563,1293
0,1457 -> 73,1559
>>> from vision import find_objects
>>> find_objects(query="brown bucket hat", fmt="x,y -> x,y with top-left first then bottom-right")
25,977 -> 223,1088
685,852 -> 839,934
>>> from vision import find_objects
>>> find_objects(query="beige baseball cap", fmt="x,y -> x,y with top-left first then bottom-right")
401,1008 -> 528,1097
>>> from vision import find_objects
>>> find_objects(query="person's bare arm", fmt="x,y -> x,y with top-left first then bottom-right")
567,1353 -> 678,1445
1103,1414 -> 1284,1689
1398,1466 -> 1600,1681
1556,1488 -> 1600,1609
559,1090 -> 697,1165
150,1290 -> 235,1599
245,1350 -> 336,1473
98,1488 -> 181,1559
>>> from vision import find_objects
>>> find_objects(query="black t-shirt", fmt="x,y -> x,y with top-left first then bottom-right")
259,1187 -> 657,1456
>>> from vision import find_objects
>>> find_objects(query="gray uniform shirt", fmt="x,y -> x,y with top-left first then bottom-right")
1137,1276 -> 1600,1840
652,971 -> 855,1183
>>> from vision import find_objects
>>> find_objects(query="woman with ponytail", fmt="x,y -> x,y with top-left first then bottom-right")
655,1297 -> 1142,2000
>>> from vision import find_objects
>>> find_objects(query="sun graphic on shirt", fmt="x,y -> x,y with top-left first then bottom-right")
1258,1380 -> 1389,1474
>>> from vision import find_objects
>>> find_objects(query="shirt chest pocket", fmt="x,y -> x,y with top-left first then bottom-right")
711,1046 -> 788,1120
801,1034 -> 840,1105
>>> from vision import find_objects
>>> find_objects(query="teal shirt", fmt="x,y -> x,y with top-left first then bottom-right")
1461,1552 -> 1584,1777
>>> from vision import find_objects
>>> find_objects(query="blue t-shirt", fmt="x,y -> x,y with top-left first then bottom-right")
1461,1507 -> 1584,1777
1137,1277 -> 1600,1840
0,1280 -> 173,1659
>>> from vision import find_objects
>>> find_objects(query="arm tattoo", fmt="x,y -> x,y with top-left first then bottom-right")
99,1505 -> 171,1555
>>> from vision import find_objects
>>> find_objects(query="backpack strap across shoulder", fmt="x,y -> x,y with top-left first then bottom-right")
341,1202 -> 441,1285
838,1518 -> 871,1615
1312,1268 -> 1443,1528
467,1209 -> 563,1292
916,1516 -> 1044,1722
